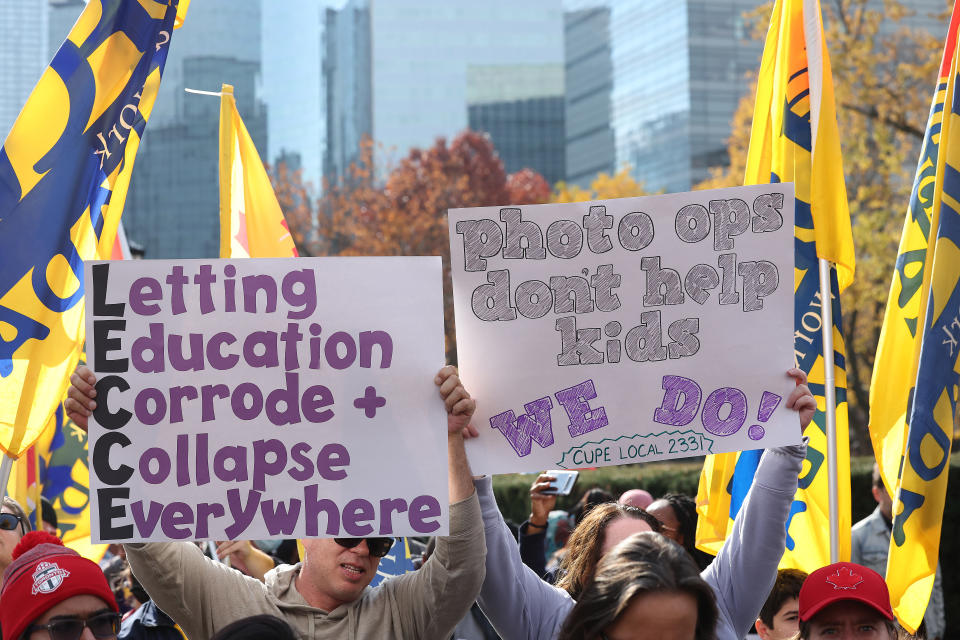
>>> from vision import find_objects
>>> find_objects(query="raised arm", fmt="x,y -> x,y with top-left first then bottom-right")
384,366 -> 486,638
474,476 -> 572,640
702,368 -> 815,638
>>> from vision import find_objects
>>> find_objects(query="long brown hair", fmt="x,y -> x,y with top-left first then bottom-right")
554,502 -> 661,599
557,532 -> 717,640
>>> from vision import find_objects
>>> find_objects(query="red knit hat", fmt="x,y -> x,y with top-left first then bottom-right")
0,532 -> 118,640
799,561 -> 894,622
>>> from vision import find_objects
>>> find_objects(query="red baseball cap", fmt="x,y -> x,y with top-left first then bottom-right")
799,562 -> 894,622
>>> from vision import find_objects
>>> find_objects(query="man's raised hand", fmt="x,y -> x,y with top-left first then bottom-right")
435,365 -> 478,439
65,365 -> 97,430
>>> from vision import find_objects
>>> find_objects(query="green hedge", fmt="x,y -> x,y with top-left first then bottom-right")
492,452 -> 960,636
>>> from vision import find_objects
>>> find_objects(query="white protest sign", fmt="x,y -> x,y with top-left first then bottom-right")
85,257 -> 447,542
449,184 -> 798,475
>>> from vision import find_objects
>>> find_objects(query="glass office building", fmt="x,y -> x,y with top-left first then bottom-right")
323,0 -> 564,181
124,0 -> 266,259
564,0 -> 765,192
467,64 -> 566,184
0,1 -> 47,141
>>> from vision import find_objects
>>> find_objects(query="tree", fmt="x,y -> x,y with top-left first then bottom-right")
277,130 -> 551,361
551,167 -> 650,202
696,0 -> 944,448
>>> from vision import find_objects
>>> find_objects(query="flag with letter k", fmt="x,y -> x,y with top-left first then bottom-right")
0,0 -> 185,459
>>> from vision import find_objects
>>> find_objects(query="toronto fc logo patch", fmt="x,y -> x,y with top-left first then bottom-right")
32,561 -> 70,594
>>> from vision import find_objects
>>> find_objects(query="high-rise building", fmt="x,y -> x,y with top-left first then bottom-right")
0,1 -> 47,141
47,0 -> 84,59
467,64 -> 566,185
262,0 -> 326,191
564,0 -> 767,193
323,0 -> 564,181
119,0 -> 266,259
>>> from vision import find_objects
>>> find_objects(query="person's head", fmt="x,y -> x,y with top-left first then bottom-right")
1,531 -> 120,640
618,489 -> 654,510
798,562 -> 896,640
572,488 -> 614,526
871,464 -> 893,521
1,496 -> 31,574
40,498 -> 59,537
210,614 -> 298,640
645,493 -> 712,570
557,532 -> 718,640
297,536 -> 395,610
645,494 -> 695,548
555,502 -> 661,598
755,568 -> 807,640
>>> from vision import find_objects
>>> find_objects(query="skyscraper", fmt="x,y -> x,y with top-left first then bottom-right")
467,64 -> 566,184
564,0 -> 766,193
262,0 -> 326,190
323,0 -> 564,181
120,0 -> 266,259
0,1 -> 47,141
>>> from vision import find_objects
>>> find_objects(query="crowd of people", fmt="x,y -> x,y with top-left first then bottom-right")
0,364 -> 941,640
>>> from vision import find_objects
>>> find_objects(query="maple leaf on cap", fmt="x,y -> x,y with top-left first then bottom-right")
826,566 -> 864,590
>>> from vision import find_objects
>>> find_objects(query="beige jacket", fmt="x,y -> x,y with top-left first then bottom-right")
125,493 -> 484,640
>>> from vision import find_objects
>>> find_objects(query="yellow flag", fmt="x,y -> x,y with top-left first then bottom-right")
0,0 -> 181,458
869,3 -> 958,513
696,0 -> 854,572
218,84 -> 299,260
872,5 -> 960,631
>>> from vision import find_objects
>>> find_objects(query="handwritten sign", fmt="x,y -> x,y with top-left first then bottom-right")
85,257 -> 447,542
449,184 -> 798,475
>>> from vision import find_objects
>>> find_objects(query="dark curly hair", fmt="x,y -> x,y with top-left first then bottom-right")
653,493 -> 713,570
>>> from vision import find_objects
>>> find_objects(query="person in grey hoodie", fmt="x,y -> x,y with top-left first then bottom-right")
473,368 -> 816,640
67,364 -> 485,640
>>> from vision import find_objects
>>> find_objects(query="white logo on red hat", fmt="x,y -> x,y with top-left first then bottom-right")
31,561 -> 70,595
826,566 -> 863,590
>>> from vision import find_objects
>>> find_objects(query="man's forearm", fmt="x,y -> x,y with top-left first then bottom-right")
448,433 -> 475,503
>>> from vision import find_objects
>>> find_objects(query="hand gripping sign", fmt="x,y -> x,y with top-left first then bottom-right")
448,184 -> 799,475
85,257 -> 447,542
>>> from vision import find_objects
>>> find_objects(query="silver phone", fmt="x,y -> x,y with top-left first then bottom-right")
543,469 -> 579,495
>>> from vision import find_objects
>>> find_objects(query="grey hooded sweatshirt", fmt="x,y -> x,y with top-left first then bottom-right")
125,492 -> 485,640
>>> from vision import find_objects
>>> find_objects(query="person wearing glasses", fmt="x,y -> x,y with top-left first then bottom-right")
1,496 -> 31,576
66,364 -> 485,640
473,368 -> 817,640
1,531 -> 122,640
644,494 -> 713,571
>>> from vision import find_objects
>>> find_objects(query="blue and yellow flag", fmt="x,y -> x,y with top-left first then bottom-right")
871,4 -> 960,631
696,0 -> 854,572
0,0 -> 182,458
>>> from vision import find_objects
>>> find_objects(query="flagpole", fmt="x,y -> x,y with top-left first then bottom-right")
0,453 -> 13,499
818,257 -> 840,563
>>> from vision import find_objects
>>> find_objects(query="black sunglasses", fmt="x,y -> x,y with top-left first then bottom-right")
0,512 -> 25,535
334,537 -> 395,558
25,611 -> 121,640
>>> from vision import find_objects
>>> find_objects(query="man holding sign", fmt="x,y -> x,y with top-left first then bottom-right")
68,364 -> 482,639
66,256 -> 486,639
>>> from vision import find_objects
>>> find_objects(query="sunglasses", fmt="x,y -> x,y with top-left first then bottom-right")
0,512 -> 25,535
334,537 -> 395,558
25,611 -> 121,640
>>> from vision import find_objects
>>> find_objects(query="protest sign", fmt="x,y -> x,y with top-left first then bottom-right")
449,184 -> 798,475
84,257 -> 447,542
